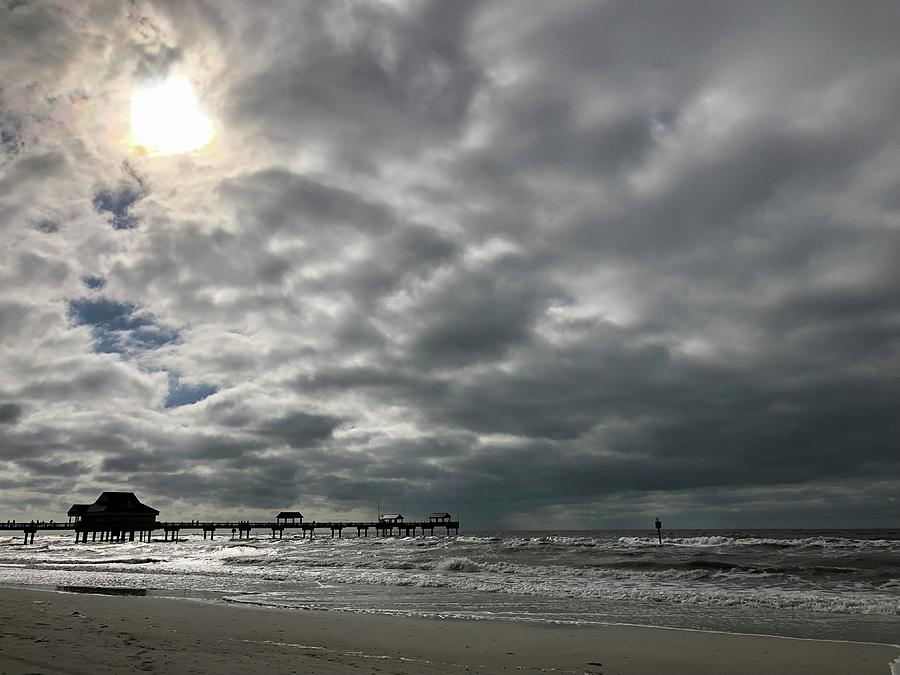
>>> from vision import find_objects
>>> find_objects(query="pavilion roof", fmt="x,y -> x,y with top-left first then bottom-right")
85,492 -> 159,516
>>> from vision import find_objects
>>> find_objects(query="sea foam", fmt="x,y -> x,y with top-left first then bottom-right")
2,529 -> 898,642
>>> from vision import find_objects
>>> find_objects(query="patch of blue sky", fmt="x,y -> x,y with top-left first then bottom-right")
0,122 -> 23,156
165,378 -> 218,408
92,184 -> 145,230
82,275 -> 105,289
67,297 -> 178,356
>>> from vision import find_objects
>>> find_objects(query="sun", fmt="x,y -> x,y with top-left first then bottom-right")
130,75 -> 214,155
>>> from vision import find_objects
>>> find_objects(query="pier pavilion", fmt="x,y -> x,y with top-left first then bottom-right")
72,492 -> 159,543
276,511 -> 303,525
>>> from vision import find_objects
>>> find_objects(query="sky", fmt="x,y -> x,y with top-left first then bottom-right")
1,1 -> 898,528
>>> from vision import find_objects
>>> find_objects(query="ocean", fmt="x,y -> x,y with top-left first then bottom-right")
1,528 -> 897,645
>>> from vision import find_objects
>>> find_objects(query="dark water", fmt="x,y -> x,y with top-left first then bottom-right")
1,528 -> 897,644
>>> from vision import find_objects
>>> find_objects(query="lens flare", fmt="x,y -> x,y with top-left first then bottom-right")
130,76 -> 213,155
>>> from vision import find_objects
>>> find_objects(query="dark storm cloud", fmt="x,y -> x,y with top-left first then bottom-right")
226,0 -> 482,167
220,169 -> 395,235
0,1 -> 83,68
136,467 -> 307,510
0,403 -> 22,425
132,40 -> 182,81
406,254 -> 562,367
255,411 -> 344,449
16,458 -> 88,477
219,167 -> 462,311
1,0 -> 899,526
18,365 -> 152,402
100,451 -> 176,474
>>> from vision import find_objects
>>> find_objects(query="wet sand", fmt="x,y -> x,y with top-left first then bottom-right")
0,587 -> 896,674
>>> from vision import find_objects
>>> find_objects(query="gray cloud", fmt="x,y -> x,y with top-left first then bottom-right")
255,410 -> 343,449
0,403 -> 22,425
225,1 -> 482,168
0,0 -> 898,526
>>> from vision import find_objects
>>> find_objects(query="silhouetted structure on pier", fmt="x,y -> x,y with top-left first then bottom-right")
67,504 -> 88,525
276,511 -> 303,524
72,492 -> 159,543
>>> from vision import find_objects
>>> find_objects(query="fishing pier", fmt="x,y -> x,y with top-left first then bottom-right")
1,493 -> 459,544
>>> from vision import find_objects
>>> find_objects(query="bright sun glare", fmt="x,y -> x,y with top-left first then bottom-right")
130,75 -> 214,155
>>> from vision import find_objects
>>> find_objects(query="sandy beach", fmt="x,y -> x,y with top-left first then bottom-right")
0,587 -> 895,675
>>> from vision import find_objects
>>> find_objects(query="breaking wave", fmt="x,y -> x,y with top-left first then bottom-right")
434,557 -> 481,572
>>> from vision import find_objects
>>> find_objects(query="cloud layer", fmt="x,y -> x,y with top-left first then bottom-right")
1,0 -> 898,527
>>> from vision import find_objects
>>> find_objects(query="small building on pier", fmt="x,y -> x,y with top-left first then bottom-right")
67,504 -> 89,525
379,513 -> 404,523
429,512 -> 452,523
81,492 -> 159,531
276,511 -> 303,524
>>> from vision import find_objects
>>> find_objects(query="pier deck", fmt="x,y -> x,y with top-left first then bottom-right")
0,519 -> 460,543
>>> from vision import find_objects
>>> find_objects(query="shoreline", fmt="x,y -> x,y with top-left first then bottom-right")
5,580 -> 900,650
0,587 -> 897,674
